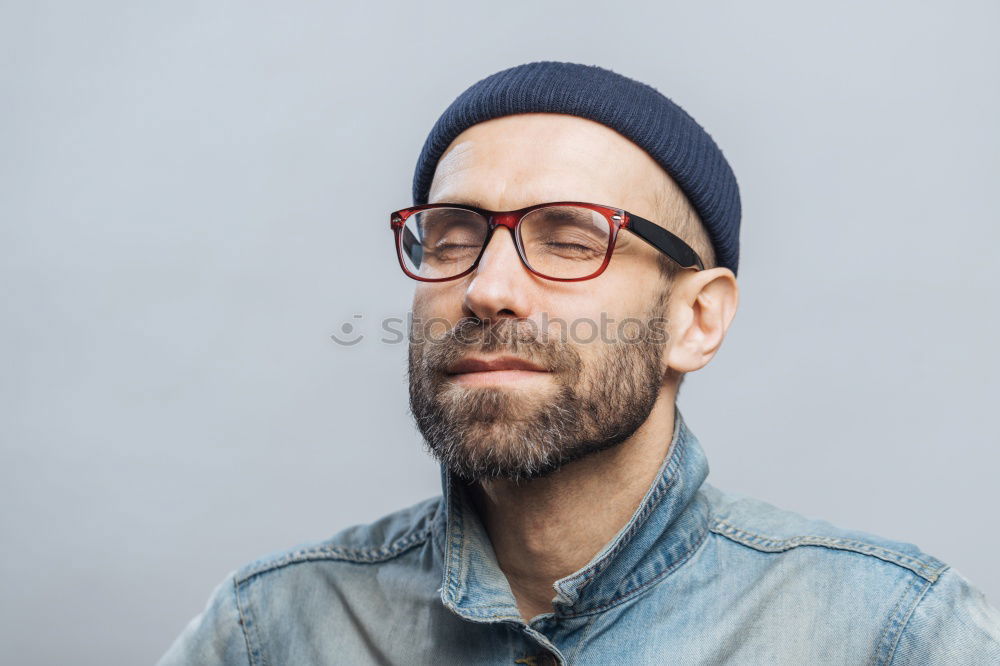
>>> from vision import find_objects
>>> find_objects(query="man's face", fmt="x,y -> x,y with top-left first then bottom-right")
408,113 -> 680,483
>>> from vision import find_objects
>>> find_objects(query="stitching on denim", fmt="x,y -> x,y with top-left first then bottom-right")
868,573 -> 921,666
454,485 -> 470,606
447,603 -> 522,619
440,592 -> 521,622
873,580 -> 934,664
235,576 -> 268,666
444,474 -> 467,607
710,519 -> 945,582
559,516 -> 710,618
233,575 -> 256,666
235,526 -> 433,584
430,493 -> 448,559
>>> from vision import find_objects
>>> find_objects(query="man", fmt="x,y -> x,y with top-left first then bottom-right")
159,62 -> 1000,664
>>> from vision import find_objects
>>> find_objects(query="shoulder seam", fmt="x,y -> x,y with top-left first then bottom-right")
710,518 -> 946,582
235,525 -> 434,584
879,572 -> 939,665
234,573 -> 265,666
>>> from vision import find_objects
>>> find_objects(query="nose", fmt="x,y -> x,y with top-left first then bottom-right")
462,227 -> 533,321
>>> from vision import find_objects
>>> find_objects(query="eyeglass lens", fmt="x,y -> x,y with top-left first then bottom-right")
399,205 -> 611,280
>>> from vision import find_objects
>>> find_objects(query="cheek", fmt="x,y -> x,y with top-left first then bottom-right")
411,287 -> 432,317
412,284 -> 465,321
549,280 -> 651,329
547,286 -> 665,350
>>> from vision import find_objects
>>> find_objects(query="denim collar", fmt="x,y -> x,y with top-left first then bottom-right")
431,406 -> 711,622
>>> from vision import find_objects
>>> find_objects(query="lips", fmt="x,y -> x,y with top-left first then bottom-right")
446,356 -> 549,375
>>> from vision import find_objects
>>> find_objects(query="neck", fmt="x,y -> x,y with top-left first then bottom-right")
468,392 -> 677,622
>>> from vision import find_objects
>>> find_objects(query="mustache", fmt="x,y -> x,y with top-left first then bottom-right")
416,317 -> 582,375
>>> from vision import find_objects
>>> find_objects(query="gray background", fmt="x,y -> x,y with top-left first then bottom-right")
2,1 -> 998,664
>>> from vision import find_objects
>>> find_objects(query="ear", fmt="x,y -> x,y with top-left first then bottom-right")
665,267 -> 739,374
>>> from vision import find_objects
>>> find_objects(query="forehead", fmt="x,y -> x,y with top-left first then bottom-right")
427,113 -> 668,215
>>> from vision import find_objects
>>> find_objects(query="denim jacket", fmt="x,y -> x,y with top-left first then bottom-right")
159,410 -> 1000,665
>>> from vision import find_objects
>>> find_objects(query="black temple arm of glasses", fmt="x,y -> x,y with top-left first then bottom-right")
626,213 -> 705,271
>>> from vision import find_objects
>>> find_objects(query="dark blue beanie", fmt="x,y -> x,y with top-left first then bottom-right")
411,61 -> 741,275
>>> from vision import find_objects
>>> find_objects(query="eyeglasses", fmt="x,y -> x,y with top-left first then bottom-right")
390,201 -> 704,282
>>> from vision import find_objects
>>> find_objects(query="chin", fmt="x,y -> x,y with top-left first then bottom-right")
443,377 -> 554,401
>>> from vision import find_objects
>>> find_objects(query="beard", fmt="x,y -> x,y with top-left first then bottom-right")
408,307 -> 668,484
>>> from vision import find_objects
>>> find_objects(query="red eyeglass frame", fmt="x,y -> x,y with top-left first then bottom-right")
390,201 -> 705,283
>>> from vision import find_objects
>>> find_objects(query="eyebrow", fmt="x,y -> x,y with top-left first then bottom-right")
432,198 -> 487,208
